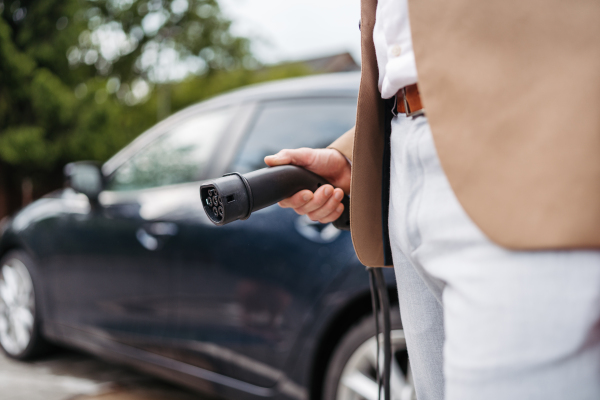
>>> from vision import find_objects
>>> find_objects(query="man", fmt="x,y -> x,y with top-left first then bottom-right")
266,0 -> 600,399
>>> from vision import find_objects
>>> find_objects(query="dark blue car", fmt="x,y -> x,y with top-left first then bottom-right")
0,72 -> 415,400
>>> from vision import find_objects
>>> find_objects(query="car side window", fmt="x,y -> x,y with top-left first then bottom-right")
231,98 -> 357,173
108,108 -> 232,191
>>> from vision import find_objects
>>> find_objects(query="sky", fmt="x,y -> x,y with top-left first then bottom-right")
219,0 -> 362,65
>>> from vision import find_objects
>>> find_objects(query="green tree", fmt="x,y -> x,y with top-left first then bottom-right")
0,0 -> 253,216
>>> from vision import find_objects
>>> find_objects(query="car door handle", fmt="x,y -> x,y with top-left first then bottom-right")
136,222 -> 178,251
294,215 -> 341,243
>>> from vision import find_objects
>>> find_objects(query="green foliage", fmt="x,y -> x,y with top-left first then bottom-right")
0,126 -> 56,167
30,68 -> 77,127
0,0 -> 252,185
65,0 -> 254,83
0,0 -> 312,213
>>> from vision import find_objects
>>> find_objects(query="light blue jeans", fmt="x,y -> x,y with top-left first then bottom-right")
389,115 -> 600,400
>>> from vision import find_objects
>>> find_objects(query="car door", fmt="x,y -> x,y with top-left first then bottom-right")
48,107 -> 235,354
171,97 -> 358,388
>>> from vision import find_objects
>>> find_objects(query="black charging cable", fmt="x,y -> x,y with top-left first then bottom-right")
368,268 -> 382,397
368,267 -> 392,400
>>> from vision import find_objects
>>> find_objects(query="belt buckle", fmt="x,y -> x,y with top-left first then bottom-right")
402,87 -> 425,118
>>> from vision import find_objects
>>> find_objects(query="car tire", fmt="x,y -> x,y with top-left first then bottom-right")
323,307 -> 416,400
0,250 -> 50,360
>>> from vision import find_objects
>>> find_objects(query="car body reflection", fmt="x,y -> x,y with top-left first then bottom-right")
0,72 -> 397,400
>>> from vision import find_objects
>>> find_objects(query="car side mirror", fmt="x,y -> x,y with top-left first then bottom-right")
64,161 -> 104,203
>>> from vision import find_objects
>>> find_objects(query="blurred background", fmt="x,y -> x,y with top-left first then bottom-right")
0,2 -> 398,400
0,2 -> 415,400
0,0 -> 360,220
0,2 -> 417,400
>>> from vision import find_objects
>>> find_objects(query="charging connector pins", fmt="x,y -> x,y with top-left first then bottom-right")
205,189 -> 222,219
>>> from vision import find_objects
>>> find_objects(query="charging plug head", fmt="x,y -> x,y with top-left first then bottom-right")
200,175 -> 251,225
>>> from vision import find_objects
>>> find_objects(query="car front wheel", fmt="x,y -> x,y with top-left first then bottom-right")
0,250 -> 48,360
323,308 -> 416,400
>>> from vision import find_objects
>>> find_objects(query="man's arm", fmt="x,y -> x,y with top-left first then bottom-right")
263,126 -> 355,224
327,125 -> 355,163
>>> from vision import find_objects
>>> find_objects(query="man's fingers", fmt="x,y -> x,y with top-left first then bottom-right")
317,203 -> 345,224
264,148 -> 315,168
278,190 -> 313,209
295,185 -> 335,215
307,188 -> 344,221
264,151 -> 291,167
277,186 -> 345,224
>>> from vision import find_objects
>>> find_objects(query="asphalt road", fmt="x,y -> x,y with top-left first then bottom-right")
0,348 -> 211,400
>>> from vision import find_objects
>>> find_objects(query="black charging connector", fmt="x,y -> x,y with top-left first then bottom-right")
200,165 -> 350,230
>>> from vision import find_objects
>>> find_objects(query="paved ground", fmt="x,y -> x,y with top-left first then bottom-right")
0,348 -> 211,400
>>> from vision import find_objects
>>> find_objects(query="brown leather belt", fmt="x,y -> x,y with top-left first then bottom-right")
396,83 -> 424,117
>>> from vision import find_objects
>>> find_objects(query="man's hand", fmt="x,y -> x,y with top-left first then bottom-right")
264,148 -> 351,224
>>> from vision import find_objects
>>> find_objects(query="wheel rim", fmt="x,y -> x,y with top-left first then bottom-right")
0,258 -> 35,356
336,330 -> 416,400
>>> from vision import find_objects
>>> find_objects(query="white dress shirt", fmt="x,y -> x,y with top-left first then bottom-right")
373,0 -> 418,99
